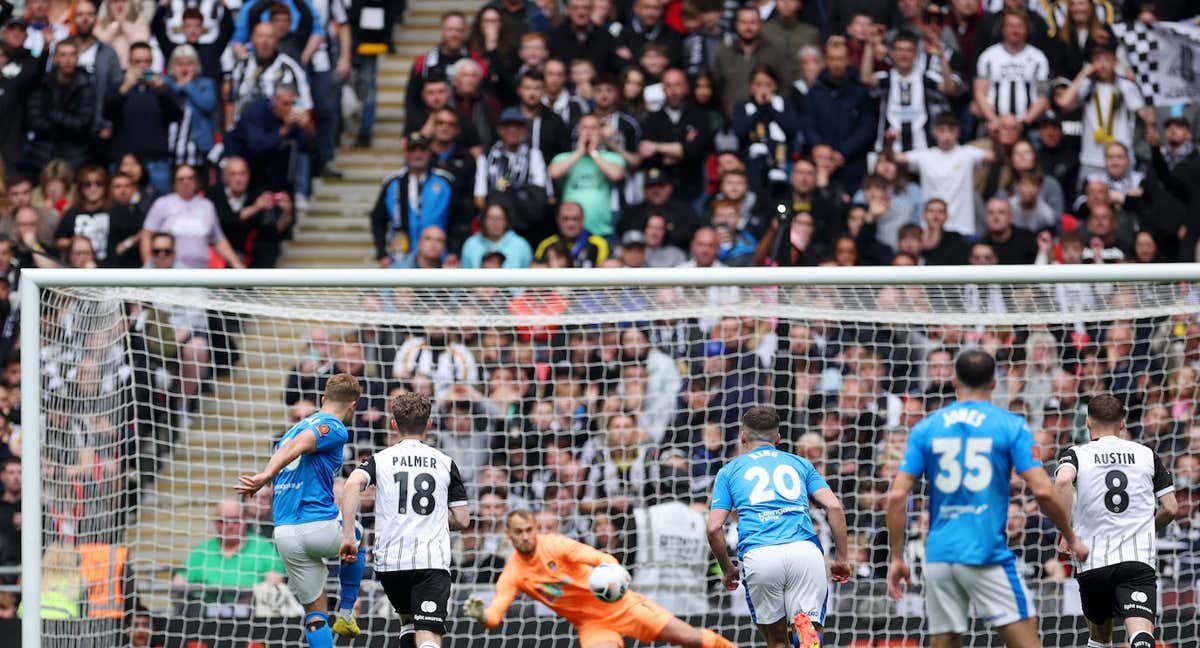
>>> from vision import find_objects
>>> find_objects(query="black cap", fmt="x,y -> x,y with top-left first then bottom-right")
1164,116 -> 1191,129
644,167 -> 669,185
3,17 -> 27,29
406,133 -> 431,149
481,250 -> 507,263
1036,112 -> 1062,128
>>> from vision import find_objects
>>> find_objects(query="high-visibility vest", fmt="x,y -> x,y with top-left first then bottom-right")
78,543 -> 127,619
17,590 -> 79,619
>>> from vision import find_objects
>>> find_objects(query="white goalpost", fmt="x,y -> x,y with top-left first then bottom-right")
18,265 -> 1200,648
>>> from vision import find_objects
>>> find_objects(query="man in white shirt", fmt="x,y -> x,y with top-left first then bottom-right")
888,112 -> 994,237
1056,42 -> 1157,180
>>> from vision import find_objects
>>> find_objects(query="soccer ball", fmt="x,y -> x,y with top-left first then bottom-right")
588,563 -> 630,603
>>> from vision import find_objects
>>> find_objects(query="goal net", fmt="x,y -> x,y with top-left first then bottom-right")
21,271 -> 1200,648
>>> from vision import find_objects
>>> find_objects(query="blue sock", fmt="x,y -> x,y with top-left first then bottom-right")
304,611 -> 333,648
338,544 -> 366,613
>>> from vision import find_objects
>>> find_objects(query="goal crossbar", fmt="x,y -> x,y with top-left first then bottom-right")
18,263 -> 1200,647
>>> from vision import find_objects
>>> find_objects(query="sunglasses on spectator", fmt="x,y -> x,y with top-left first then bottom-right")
152,248 -> 175,256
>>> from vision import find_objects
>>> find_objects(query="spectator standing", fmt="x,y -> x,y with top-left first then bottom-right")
616,0 -> 681,65
228,22 -> 311,122
973,9 -> 1049,131
762,0 -> 819,82
714,6 -> 790,118
1057,42 -> 1156,181
0,457 -> 18,569
151,6 -> 233,87
460,202 -> 534,269
803,37 -> 876,190
515,70 -> 570,164
542,58 -> 589,131
889,113 -> 992,237
25,38 -> 96,173
548,114 -> 626,239
71,1 -> 123,150
0,24 -> 42,173
343,0 -> 401,149
1148,118 -> 1200,261
370,134 -> 454,267
534,201 -> 609,267
107,41 -> 184,195
140,164 -> 246,269
406,11 -> 482,129
95,0 -> 150,68
590,73 -> 641,175
863,30 -> 959,153
162,45 -> 218,169
486,0 -> 551,42
732,65 -> 800,191
224,84 -> 313,193
639,69 -> 714,205
549,0 -> 621,74
473,107 -> 551,239
449,59 -> 498,155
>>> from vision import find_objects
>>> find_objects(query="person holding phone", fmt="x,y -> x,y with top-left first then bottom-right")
107,40 -> 183,195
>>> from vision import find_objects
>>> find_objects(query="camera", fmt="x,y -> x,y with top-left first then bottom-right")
141,70 -> 156,83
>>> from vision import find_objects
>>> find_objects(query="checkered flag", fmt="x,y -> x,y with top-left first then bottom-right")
1114,21 -> 1161,105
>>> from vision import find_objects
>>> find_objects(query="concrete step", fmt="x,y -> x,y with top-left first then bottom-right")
289,230 -> 373,244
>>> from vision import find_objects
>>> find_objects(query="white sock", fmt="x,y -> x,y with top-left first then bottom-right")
417,642 -> 439,648
1087,640 -> 1111,648
337,607 -> 354,620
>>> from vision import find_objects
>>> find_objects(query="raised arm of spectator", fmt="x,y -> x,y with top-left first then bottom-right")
590,150 -> 625,183
548,135 -> 589,180
150,4 -> 174,61
1057,63 -> 1093,112
860,39 -> 879,87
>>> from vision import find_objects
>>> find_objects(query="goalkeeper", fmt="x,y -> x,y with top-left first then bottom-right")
235,373 -> 368,646
465,509 -> 738,648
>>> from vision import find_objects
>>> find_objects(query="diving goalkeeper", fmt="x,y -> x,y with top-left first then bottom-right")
464,509 -> 737,648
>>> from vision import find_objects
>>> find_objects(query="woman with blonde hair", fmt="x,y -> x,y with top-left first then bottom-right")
95,0 -> 150,67
21,543 -> 83,618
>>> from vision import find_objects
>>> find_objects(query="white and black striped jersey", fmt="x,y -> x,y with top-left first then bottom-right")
1057,435 -> 1174,573
228,51 -> 313,120
353,439 -> 468,572
871,68 -> 952,152
975,43 -> 1049,118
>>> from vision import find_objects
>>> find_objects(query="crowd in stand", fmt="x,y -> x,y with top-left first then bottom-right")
0,0 -> 1197,631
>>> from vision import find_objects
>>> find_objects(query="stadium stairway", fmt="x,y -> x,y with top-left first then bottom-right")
128,5 -> 473,603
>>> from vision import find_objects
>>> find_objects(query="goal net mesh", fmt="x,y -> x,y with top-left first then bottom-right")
29,279 -> 1200,647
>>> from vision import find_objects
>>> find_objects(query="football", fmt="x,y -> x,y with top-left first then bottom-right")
588,563 -> 631,603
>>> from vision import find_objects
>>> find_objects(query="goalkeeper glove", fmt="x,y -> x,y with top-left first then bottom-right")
463,596 -> 486,624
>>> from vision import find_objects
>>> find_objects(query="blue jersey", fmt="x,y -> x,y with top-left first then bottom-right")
710,445 -> 829,558
272,412 -> 347,527
899,400 -> 1040,566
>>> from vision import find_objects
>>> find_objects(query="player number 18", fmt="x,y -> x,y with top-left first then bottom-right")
931,437 -> 994,493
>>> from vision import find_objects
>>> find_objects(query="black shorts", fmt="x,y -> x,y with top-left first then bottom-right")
1075,561 -> 1158,625
377,569 -> 452,634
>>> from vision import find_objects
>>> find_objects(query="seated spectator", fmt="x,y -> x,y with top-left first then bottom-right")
394,322 -> 480,398
542,58 -> 589,130
283,327 -> 333,422
140,165 -> 246,269
210,157 -> 292,268
405,71 -> 452,139
580,413 -> 656,523
534,201 -> 609,268
25,37 -> 96,173
54,165 -> 142,266
548,114 -> 626,239
1007,171 -> 1057,233
1080,203 -> 1131,263
427,107 -> 478,246
405,10 -> 479,129
173,499 -> 284,604
370,133 -> 454,267
224,83 -> 313,193
460,202 -> 534,269
979,197 -> 1037,264
620,167 -> 701,250
639,213 -> 687,267
107,41 -> 183,196
709,199 -> 758,266
473,107 -> 550,240
391,225 -> 452,269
